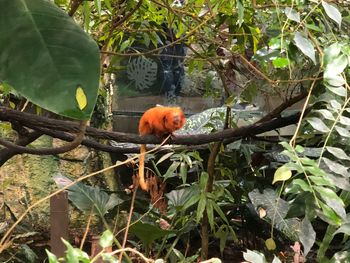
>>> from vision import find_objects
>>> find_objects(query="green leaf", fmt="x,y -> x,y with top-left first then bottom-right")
46,250 -> 59,263
326,147 -> 350,160
335,126 -> 350,138
305,165 -> 327,177
308,176 -> 332,186
249,189 -> 300,240
330,100 -> 341,110
284,7 -> 300,22
102,254 -> 119,263
325,75 -> 346,86
273,165 -> 292,184
236,0 -> 244,27
129,222 -> 173,246
322,1 -> 342,28
243,249 -> 267,263
316,186 -> 346,219
166,187 -> 200,209
206,199 -> 215,229
339,116 -> 350,126
265,238 -> 276,250
179,162 -> 188,184
307,117 -> 330,133
305,23 -> 322,32
325,55 -> 348,76
325,85 -> 346,97
20,244 -> 38,263
299,217 -> 316,256
322,157 -> 350,177
319,201 -> 342,225
272,57 -> 289,68
326,174 -> 350,191
329,251 -> 350,263
334,223 -> 350,236
317,109 -> 335,120
323,43 -> 342,65
294,32 -> 316,64
54,174 -> 123,217
83,1 -> 90,32
295,145 -> 305,153
62,239 -> 90,263
0,0 -> 100,120
156,152 -> 174,165
199,171 -> 209,189
94,0 -> 101,16
163,161 -> 180,179
104,0 -> 112,11
292,179 -> 311,191
196,193 -> 207,222
99,230 -> 113,248
120,39 -> 131,52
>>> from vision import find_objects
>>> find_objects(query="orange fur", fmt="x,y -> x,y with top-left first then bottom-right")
138,106 -> 186,191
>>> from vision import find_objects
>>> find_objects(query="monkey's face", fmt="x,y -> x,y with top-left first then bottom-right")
165,110 -> 186,132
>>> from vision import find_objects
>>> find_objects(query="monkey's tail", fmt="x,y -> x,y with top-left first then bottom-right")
138,144 -> 149,191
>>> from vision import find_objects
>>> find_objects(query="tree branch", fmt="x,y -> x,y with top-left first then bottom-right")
0,104 -> 307,148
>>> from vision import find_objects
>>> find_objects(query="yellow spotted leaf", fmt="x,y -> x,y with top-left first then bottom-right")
265,238 -> 276,250
76,86 -> 87,110
272,165 -> 292,184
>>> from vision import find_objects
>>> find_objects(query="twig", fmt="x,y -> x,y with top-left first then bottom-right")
119,186 -> 137,262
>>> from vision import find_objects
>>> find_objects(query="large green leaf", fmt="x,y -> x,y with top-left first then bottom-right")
0,0 -> 100,120
53,174 -> 124,217
294,32 -> 316,64
129,222 -> 174,246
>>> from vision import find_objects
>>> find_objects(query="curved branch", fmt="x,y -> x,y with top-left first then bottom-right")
0,130 -> 42,166
0,120 -> 87,155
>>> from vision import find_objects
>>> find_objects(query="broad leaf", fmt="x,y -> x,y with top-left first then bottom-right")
294,32 -> 316,64
284,7 -> 300,22
248,189 -> 299,240
99,230 -> 114,248
322,157 -> 350,177
272,57 -> 289,68
316,186 -> 346,219
129,222 -> 173,246
317,109 -> 335,120
325,55 -> 348,76
243,249 -> 267,263
236,0 -> 244,27
166,186 -> 200,209
325,85 -> 346,97
323,43 -> 342,65
273,165 -> 292,184
325,75 -> 346,86
329,251 -> 350,263
307,117 -> 330,133
326,147 -> 350,161
335,126 -> 350,138
322,1 -> 342,28
0,0 -> 100,119
46,250 -> 59,263
53,174 -> 124,217
265,238 -> 276,250
333,223 -> 350,236
299,217 -> 316,256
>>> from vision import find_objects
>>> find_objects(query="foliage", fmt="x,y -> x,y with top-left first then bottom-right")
46,230 -> 116,263
0,0 -> 100,119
